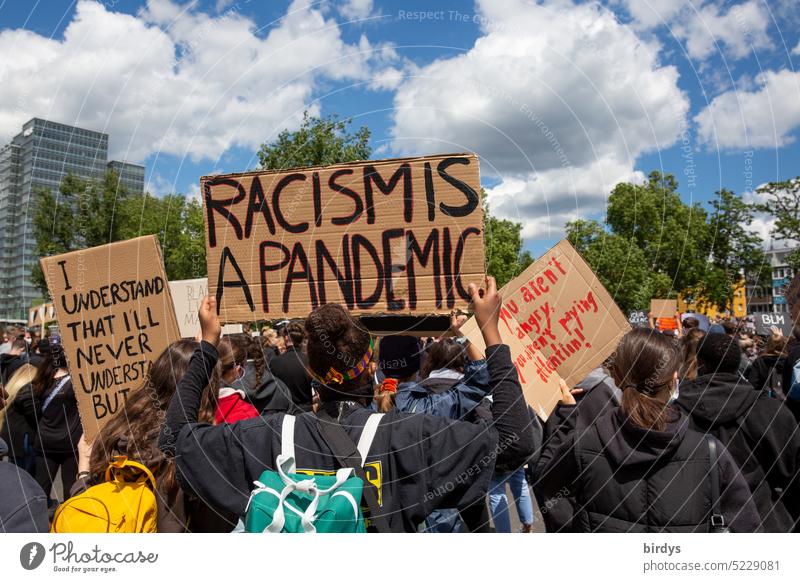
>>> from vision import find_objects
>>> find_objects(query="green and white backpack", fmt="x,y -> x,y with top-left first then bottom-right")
243,413 -> 383,533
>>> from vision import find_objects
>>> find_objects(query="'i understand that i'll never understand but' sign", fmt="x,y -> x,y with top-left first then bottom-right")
40,236 -> 180,440
202,153 -> 486,322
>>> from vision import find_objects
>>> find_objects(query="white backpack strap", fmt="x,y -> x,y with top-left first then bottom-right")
356,413 -> 384,468
281,415 -> 296,473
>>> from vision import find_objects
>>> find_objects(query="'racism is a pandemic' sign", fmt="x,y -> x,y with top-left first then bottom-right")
202,154 -> 485,321
40,236 -> 180,440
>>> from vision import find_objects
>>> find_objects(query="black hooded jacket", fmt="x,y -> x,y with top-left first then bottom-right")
534,367 -> 620,532
747,355 -> 786,396
676,372 -> 800,532
536,405 -> 760,532
159,341 -> 535,532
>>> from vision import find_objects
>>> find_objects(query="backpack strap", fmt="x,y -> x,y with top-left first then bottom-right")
315,410 -> 392,533
42,375 -> 71,412
280,414 -> 296,472
705,434 -> 729,532
356,413 -> 383,466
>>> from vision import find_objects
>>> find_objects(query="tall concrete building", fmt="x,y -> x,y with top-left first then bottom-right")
0,118 -> 145,321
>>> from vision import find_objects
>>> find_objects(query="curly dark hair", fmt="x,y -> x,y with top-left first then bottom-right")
305,303 -> 372,401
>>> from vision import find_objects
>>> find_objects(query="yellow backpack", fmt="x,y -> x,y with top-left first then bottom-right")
51,456 -> 158,533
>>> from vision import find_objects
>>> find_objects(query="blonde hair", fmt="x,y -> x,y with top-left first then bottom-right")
0,363 -> 38,432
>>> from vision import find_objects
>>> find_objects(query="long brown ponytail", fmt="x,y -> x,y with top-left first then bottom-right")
609,328 -> 680,431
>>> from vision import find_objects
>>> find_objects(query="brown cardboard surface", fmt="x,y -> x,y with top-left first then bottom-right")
169,277 -> 244,338
40,236 -> 181,441
463,239 -> 629,419
650,299 -> 678,319
202,153 -> 485,322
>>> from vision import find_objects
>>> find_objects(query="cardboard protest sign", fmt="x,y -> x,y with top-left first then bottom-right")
28,302 -> 56,328
202,153 -> 485,322
650,299 -> 678,319
754,312 -> 794,336
628,310 -> 649,328
40,236 -> 180,440
169,278 -> 244,338
463,239 -> 630,419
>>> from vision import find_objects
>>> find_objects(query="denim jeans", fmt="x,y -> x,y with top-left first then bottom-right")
489,468 -> 534,532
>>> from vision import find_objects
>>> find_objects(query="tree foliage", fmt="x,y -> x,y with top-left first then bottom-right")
257,112 -> 371,170
569,171 -> 769,313
484,198 -> 533,288
32,171 -> 206,295
755,177 -> 800,270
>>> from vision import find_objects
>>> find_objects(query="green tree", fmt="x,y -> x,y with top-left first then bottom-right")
31,175 -> 81,292
33,171 -> 206,295
566,219 -> 668,311
484,199 -> 533,288
257,111 -> 371,170
755,177 -> 800,269
119,192 -> 207,280
701,189 -> 769,311
606,171 -> 711,295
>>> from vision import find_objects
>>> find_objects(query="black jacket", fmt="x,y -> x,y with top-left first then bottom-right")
534,367 -> 621,532
747,355 -> 786,396
782,341 -> 800,421
536,405 -> 760,532
0,353 -> 33,385
234,360 -> 298,415
677,372 -> 800,532
269,347 -> 313,409
0,394 -> 36,470
14,378 -> 82,456
0,438 -> 48,532
159,341 -> 535,532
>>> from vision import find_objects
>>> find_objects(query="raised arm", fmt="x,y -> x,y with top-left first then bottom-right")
470,276 -> 535,469
159,295 -> 222,457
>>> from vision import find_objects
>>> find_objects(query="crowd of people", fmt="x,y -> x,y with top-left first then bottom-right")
1,283 -> 799,533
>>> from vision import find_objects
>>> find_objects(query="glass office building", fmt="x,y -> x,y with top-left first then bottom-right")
0,118 -> 144,320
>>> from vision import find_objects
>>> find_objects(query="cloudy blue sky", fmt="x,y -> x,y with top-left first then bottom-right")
1,0 -> 798,255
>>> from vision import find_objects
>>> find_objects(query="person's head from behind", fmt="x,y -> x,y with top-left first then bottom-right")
378,335 -> 422,381
721,321 -> 738,337
305,303 -> 373,402
283,321 -> 306,349
609,328 -> 680,431
374,335 -> 423,412
764,334 -> 788,357
679,328 -> 706,381
9,337 -> 27,356
91,339 -> 198,486
682,317 -> 699,331
696,333 -> 742,376
31,338 -> 69,397
421,338 -> 466,378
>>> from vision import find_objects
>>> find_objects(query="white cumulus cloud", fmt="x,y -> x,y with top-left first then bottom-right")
618,0 -> 772,61
694,69 -> 800,150
389,0 -> 688,239
0,0 -> 387,163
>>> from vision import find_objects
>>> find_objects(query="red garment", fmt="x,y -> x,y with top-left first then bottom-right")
215,388 -> 259,424
657,317 -> 678,331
